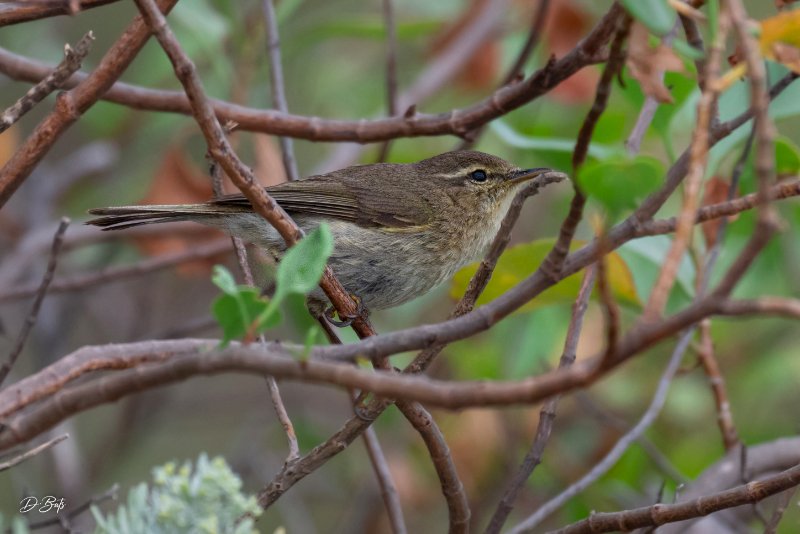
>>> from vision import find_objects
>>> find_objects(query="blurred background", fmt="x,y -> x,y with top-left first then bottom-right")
1,0 -> 799,531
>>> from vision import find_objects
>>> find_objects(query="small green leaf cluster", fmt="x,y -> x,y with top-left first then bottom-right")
92,454 -> 261,534
211,224 -> 334,345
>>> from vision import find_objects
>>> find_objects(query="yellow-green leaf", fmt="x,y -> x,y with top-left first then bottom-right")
450,239 -> 640,313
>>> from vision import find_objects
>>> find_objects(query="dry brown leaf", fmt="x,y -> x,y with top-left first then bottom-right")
700,177 -> 737,249
543,0 -> 598,103
135,146 -> 225,274
0,124 -> 19,167
626,23 -> 686,104
429,0 -> 500,91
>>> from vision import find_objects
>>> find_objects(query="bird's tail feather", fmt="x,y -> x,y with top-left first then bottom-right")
86,204 -> 242,231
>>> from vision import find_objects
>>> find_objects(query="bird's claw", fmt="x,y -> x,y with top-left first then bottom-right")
324,294 -> 366,328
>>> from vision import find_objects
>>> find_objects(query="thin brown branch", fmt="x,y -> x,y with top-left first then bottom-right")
261,0 -> 298,181
0,32 -> 93,133
382,0 -> 398,117
0,433 -> 67,471
0,238 -> 233,303
458,0 -> 551,150
0,0 -> 118,26
312,315 -> 406,532
636,178 -> 800,238
679,13 -> 706,89
0,221 -> 209,288
696,319 -> 739,450
367,356 -> 456,533
361,426 -> 408,534
576,393 -> 687,484
763,486 -> 797,534
396,401 -> 470,534
540,12 -> 630,282
549,463 -> 800,534
624,24 -> 679,155
0,217 -> 69,387
484,266 -> 596,534
717,297 -> 800,319
0,0 -> 180,208
728,0 -> 775,206
644,5 -> 729,319
374,0 -> 398,162
0,4 -> 621,142
509,325 -> 692,533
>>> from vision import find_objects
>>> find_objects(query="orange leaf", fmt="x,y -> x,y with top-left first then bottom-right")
700,177 -> 738,249
135,146 -> 225,274
429,0 -> 500,91
544,0 -> 599,103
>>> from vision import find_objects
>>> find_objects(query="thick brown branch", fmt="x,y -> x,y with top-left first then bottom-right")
0,0 -> 179,208
0,0 -> 119,26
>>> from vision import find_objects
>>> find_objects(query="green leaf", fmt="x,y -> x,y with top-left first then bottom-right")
212,288 -> 280,346
274,224 -> 334,301
775,136 -> 800,175
621,0 -> 676,36
672,38 -> 705,61
310,18 -> 441,41
449,239 -> 640,314
617,236 -> 694,312
297,325 -> 324,361
576,156 -> 664,220
211,265 -> 238,295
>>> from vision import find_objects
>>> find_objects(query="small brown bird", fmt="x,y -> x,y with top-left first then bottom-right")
88,151 -> 565,314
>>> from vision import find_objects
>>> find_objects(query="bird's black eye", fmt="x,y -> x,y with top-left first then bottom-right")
470,169 -> 488,182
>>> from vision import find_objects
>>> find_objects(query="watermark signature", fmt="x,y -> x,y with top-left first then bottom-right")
19,496 -> 65,514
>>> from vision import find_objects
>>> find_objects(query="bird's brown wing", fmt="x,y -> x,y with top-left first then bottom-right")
213,170 -> 433,229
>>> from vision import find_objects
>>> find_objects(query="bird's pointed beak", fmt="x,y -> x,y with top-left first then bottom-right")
508,167 -> 568,188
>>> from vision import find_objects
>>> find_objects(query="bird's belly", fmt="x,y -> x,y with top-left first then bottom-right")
321,221 -> 461,310
219,214 -> 475,311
